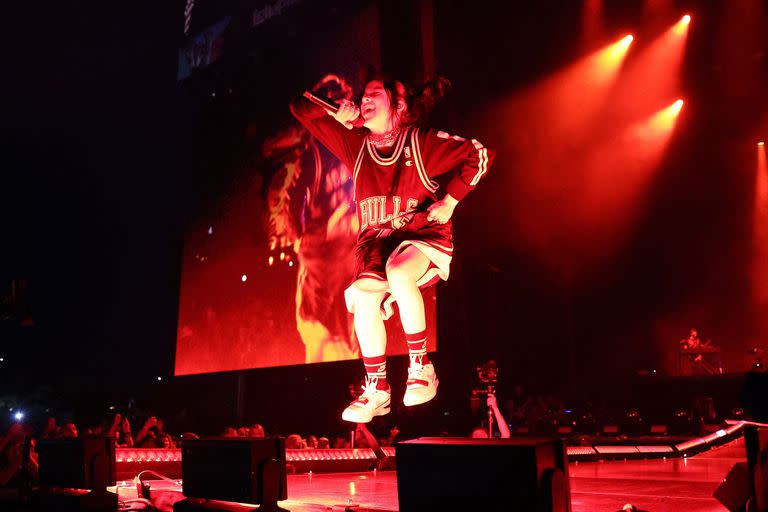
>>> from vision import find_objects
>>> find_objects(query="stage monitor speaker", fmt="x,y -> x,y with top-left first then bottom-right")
35,436 -> 117,511
714,462 -> 752,512
714,426 -> 768,512
37,435 -> 116,490
396,437 -> 571,512
177,437 -> 287,512
746,426 -> 768,512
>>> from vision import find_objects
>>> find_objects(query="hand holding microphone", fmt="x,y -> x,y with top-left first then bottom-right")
330,99 -> 362,129
302,91 -> 364,129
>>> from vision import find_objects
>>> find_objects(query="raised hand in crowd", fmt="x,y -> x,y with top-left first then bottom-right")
107,413 -> 121,437
41,417 -> 57,439
486,393 -> 511,439
119,416 -> 134,447
135,416 -> 157,446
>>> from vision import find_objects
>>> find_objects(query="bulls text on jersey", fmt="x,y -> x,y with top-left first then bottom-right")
359,195 -> 419,230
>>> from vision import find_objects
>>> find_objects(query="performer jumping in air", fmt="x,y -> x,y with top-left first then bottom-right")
291,74 -> 495,423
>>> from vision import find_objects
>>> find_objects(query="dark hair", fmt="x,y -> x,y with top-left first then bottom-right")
364,73 -> 452,128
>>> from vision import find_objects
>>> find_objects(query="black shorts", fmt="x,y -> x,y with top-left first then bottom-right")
353,212 -> 450,286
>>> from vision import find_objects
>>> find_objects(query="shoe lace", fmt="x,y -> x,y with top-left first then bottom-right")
408,355 -> 425,380
360,376 -> 379,396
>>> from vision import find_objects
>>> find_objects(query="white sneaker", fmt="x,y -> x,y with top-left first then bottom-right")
403,357 -> 438,406
341,377 -> 391,423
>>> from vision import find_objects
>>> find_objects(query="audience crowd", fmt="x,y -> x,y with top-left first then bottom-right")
0,383 -> 731,491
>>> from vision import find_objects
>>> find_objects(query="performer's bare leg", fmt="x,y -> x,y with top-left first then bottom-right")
385,245 -> 430,333
351,280 -> 387,357
386,245 -> 439,406
341,280 -> 391,423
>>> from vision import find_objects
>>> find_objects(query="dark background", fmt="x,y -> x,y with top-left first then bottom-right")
1,0 -> 767,439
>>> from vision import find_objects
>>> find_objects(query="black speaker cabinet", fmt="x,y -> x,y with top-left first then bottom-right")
34,436 -> 117,511
36,436 -> 116,490
396,437 -> 571,512
746,426 -> 768,512
177,437 -> 287,511
714,462 -> 752,512
714,426 -> 768,512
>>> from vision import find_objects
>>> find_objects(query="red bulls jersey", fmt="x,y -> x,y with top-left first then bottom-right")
290,96 -> 495,252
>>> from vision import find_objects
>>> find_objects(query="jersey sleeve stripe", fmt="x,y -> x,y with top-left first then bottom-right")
469,139 -> 488,186
412,129 -> 439,193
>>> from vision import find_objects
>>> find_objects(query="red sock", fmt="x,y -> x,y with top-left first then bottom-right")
406,330 -> 430,365
363,355 -> 389,390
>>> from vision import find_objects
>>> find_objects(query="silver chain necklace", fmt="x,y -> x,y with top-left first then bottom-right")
368,127 -> 401,147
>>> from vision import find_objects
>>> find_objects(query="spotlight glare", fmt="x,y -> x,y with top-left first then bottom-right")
674,15 -> 691,35
673,99 -> 684,112
13,412 -> 23,421
759,141 -> 765,147
241,274 -> 248,282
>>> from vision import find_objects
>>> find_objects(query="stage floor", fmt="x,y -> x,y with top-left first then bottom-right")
121,446 -> 742,512
282,454 -> 737,512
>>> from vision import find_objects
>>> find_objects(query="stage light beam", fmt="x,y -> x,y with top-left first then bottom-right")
600,34 -> 635,70
674,15 -> 692,35
639,99 -> 684,135
753,142 -> 768,333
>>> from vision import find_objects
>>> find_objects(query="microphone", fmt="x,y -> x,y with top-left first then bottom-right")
302,91 -> 365,128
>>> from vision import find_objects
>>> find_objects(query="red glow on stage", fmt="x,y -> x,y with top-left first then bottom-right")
673,16 -> 691,35
495,33 -> 634,142
753,143 -> 768,333
576,99 -> 682,237
483,32 -> 693,284
581,0 -> 605,47
609,35 -> 634,60
594,34 -> 634,80
608,19 -> 689,124
641,99 -> 684,134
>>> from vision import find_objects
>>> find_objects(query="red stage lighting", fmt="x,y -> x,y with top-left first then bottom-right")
674,15 -> 691,35
754,141 -> 768,331
603,34 -> 634,65
640,99 -> 684,134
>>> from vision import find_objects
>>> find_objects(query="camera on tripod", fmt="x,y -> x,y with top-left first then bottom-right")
470,360 -> 499,413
